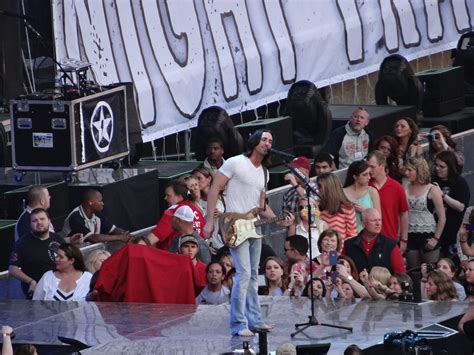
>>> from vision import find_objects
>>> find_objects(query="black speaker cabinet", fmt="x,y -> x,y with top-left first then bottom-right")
416,66 -> 465,116
235,116 -> 293,167
10,86 -> 129,172
0,220 -> 15,271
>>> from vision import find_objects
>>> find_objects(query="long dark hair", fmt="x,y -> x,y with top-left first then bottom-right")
58,243 -> 86,272
245,129 -> 273,167
394,117 -> 418,158
434,150 -> 461,184
302,277 -> 326,298
343,160 -> 369,187
373,135 -> 400,180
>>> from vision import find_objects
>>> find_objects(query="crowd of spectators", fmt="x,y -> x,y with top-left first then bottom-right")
5,110 -> 474,341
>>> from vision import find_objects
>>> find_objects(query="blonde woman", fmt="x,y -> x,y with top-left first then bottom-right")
403,157 -> 446,270
85,249 -> 111,274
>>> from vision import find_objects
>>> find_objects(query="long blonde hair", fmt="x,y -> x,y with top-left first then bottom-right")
317,173 -> 352,214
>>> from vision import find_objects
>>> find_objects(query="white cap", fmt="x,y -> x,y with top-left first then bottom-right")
173,205 -> 194,222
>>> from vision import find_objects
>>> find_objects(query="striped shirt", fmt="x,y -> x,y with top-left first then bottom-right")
320,205 -> 358,245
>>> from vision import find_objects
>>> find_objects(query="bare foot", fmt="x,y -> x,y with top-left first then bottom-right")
255,323 -> 274,331
237,329 -> 254,337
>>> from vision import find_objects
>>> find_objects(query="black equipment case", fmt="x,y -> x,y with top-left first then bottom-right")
10,86 -> 129,171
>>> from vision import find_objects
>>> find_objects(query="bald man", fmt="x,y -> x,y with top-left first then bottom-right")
343,208 -> 406,274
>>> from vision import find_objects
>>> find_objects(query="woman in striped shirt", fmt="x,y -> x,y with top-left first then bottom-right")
317,173 -> 358,248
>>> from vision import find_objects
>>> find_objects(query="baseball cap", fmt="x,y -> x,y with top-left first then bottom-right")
288,156 -> 310,171
179,235 -> 199,248
173,205 -> 194,222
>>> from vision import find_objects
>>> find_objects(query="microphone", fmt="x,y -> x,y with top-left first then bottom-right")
286,165 -> 320,196
267,148 -> 295,161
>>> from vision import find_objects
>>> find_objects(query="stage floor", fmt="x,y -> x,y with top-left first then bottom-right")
1,298 -> 469,354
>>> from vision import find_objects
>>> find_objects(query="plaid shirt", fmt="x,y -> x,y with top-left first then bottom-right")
281,181 -> 319,214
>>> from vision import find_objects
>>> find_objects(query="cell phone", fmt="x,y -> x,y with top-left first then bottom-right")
466,224 -> 474,232
329,250 -> 338,266
292,262 -> 305,274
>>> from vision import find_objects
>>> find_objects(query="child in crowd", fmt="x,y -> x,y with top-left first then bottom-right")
359,266 -> 392,300
422,258 -> 466,300
195,262 -> 230,305
260,257 -> 288,296
302,278 -> 326,300
423,270 -> 458,301
179,235 -> 206,296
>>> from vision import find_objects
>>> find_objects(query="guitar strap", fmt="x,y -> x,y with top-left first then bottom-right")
262,166 -> 268,212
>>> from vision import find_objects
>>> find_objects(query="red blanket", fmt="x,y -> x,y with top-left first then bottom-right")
95,245 -> 196,304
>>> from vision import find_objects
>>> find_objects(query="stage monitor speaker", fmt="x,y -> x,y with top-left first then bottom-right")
416,66 -> 465,116
296,343 -> 331,355
236,117 -> 293,167
0,220 -> 15,271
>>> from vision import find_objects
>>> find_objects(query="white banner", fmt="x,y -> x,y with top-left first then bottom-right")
52,0 -> 473,142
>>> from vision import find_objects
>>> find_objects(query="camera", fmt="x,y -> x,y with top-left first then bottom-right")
384,330 -> 431,354
398,281 -> 414,302
426,263 -> 436,273
426,132 -> 436,142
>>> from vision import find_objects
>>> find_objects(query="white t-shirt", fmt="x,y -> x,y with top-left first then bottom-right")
33,270 -> 93,301
219,155 -> 266,214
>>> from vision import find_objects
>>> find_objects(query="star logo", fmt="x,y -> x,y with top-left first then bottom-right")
90,101 -> 114,153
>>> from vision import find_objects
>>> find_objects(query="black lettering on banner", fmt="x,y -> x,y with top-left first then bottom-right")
203,0 -> 263,102
423,0 -> 443,43
70,1 -> 120,86
336,0 -> 364,65
449,0 -> 472,33
378,0 -> 421,53
263,0 -> 297,84
114,0 -> 157,128
141,0 -> 205,118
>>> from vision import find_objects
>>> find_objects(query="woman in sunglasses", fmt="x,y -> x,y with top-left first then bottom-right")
288,197 -> 327,258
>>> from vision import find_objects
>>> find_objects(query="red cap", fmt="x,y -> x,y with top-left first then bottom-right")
288,156 -> 311,171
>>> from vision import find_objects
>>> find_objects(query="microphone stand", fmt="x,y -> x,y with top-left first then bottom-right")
288,164 -> 352,337
0,10 -> 75,92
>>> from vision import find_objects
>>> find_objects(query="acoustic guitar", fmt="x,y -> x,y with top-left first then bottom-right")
219,207 -> 288,248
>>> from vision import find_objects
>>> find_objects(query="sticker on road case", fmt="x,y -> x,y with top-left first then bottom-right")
32,132 -> 53,148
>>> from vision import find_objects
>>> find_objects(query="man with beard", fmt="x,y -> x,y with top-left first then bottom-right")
323,107 -> 374,169
204,129 -> 293,336
9,208 -> 65,298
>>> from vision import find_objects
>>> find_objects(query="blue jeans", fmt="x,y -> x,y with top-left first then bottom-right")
229,238 -> 263,334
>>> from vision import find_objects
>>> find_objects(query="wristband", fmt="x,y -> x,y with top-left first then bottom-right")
3,332 -> 12,337
433,235 -> 440,241
460,238 -> 468,243
400,239 -> 407,244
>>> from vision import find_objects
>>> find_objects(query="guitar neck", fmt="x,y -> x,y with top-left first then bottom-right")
254,215 -> 285,227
